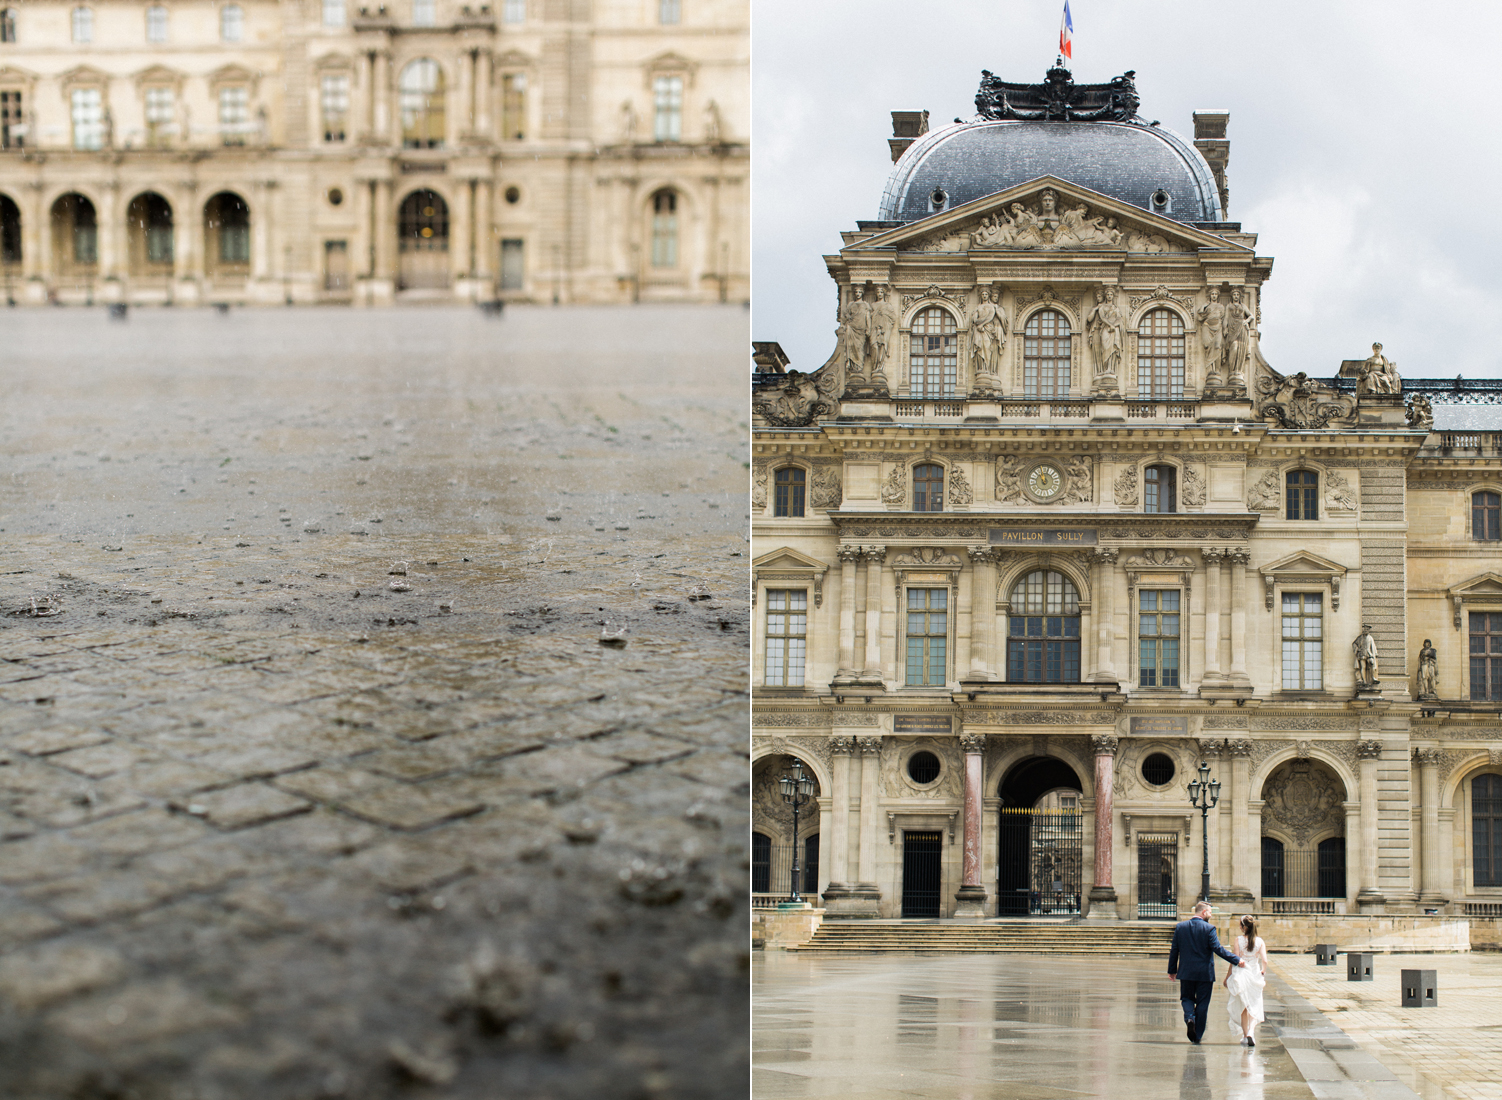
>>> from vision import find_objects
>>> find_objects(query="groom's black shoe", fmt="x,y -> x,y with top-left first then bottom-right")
1186,1022 -> 1196,1042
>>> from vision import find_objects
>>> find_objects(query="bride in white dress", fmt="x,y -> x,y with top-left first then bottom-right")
1223,915 -> 1268,1046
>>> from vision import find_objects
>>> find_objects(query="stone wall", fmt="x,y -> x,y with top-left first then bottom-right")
753,907 -> 825,950
1207,914 -> 1472,954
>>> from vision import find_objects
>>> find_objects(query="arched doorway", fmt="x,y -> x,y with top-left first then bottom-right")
1259,758 -> 1348,904
997,756 -> 1084,916
397,189 -> 449,290
0,192 -> 20,275
126,191 -> 173,277
751,754 -> 821,908
203,191 -> 250,280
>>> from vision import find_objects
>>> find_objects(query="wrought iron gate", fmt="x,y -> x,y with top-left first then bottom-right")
996,807 -> 1083,916
901,831 -> 943,918
1137,833 -> 1179,919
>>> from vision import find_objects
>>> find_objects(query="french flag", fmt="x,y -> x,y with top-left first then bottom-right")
1059,1 -> 1073,61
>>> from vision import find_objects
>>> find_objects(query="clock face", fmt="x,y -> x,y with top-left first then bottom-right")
1028,462 -> 1065,501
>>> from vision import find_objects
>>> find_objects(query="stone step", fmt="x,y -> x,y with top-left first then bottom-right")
792,921 -> 1178,955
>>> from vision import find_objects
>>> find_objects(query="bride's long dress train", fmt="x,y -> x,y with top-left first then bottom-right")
1225,935 -> 1266,1039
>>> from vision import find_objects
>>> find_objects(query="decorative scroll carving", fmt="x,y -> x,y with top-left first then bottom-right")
1114,465 -> 1139,506
1356,740 -> 1383,760
1256,716 -> 1357,732
857,735 -> 884,756
1256,369 -> 1354,430
1091,734 -> 1119,755
754,371 -> 833,427
1203,716 -> 1249,730
1126,548 -> 1196,570
893,547 -> 961,568
755,713 -> 838,728
1014,283 -> 1082,311
1227,739 -> 1254,757
975,711 -> 1116,726
1128,286 -> 1196,313
976,65 -> 1141,123
959,732 -> 987,754
828,735 -> 855,754
900,285 -> 963,312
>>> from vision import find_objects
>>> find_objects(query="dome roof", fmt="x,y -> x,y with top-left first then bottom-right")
878,118 -> 1224,225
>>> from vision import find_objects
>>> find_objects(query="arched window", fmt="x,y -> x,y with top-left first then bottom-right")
397,189 -> 449,289
913,463 -> 943,512
1260,836 -> 1285,897
398,59 -> 445,148
50,193 -> 96,268
1140,308 -> 1184,399
0,9 -> 16,43
1317,836 -> 1346,897
1287,470 -> 1318,520
773,467 -> 804,517
145,4 -> 168,42
650,189 -> 677,267
1144,465 -> 1176,513
653,74 -> 682,141
1006,570 -> 1081,683
751,831 -> 771,894
71,6 -> 93,43
203,191 -> 250,269
908,307 -> 956,396
1475,774 -> 1502,887
1474,492 -> 1501,541
1023,309 -> 1071,398
0,193 -> 21,266
127,192 -> 173,271
220,4 -> 243,40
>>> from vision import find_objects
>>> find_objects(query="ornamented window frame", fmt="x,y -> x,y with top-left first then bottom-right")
1124,295 -> 1196,398
1017,303 -> 1080,401
771,462 -> 809,518
996,557 -> 1090,685
1462,764 -> 1502,895
751,547 -> 827,690
893,548 -> 963,692
901,300 -> 963,398
1470,486 -> 1502,542
1260,552 -> 1344,694
1451,573 -> 1502,701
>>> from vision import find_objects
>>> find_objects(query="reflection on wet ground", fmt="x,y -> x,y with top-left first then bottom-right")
754,952 -> 1414,1100
0,306 -> 749,1099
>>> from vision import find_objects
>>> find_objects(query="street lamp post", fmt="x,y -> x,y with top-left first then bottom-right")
778,758 -> 816,904
1186,760 -> 1221,904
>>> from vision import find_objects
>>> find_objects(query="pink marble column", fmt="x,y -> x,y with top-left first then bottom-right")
953,731 -> 988,919
1089,733 -> 1119,919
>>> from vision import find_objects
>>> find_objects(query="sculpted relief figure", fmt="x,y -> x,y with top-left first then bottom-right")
1353,623 -> 1380,689
1406,392 -> 1434,428
1084,285 -> 1124,385
1060,458 -> 1093,505
1198,287 -> 1227,383
1223,287 -> 1256,385
972,212 -> 1014,249
996,456 -> 1026,504
1356,342 -> 1401,397
1113,464 -> 1138,506
880,461 -> 908,506
837,286 -> 871,379
867,285 -> 897,383
1416,638 -> 1438,699
969,285 -> 1008,388
969,191 -> 1159,252
1247,469 -> 1281,511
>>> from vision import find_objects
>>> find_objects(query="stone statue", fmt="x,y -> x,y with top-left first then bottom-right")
836,286 -> 870,379
867,285 -> 897,383
1197,287 -> 1227,384
755,371 -> 827,428
1406,392 -> 1433,428
1356,342 -> 1401,396
1223,287 -> 1255,385
1416,639 -> 1438,699
1084,285 -> 1123,385
1353,623 -> 1380,689
969,284 -> 1006,383
619,99 -> 638,142
995,456 -> 1026,503
972,212 -> 1014,249
702,99 -> 723,143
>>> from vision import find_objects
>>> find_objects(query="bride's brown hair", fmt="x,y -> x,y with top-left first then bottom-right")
1240,915 -> 1257,941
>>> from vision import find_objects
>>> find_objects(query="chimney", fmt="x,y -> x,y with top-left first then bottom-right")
1192,111 -> 1230,218
751,341 -> 790,374
889,110 -> 929,163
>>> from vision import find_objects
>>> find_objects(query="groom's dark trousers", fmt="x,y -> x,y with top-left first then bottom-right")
1168,914 -> 1241,1044
1178,980 -> 1215,1044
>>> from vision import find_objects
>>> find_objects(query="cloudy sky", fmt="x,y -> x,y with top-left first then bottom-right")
751,1 -> 1502,384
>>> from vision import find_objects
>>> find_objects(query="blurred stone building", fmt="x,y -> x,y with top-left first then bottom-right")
751,64 -> 1502,933
0,0 -> 746,304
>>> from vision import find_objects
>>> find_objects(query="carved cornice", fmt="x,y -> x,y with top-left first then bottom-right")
959,732 -> 987,754
1356,740 -> 1384,760
1091,734 -> 1119,756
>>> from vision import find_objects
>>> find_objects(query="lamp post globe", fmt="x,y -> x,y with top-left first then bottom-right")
779,758 -> 816,904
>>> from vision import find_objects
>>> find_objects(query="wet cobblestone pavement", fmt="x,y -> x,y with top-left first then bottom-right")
0,305 -> 750,1100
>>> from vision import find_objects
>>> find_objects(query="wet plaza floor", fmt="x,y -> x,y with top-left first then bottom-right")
0,304 -> 750,1099
754,951 -> 1427,1100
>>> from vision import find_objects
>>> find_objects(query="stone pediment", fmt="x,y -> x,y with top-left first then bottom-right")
857,177 -> 1244,256
754,547 -> 828,607
1449,573 -> 1502,629
1258,551 -> 1347,610
753,547 -> 827,572
133,64 -> 184,89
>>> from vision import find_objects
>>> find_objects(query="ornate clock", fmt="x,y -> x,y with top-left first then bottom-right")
1027,461 -> 1065,502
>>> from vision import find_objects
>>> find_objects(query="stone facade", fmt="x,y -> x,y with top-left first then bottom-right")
0,0 -> 746,305
751,67 -> 1502,923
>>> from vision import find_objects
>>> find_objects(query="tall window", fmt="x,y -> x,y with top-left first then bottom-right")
906,588 -> 948,686
1474,774 -> 1502,887
1471,612 -> 1502,701
144,86 -> 174,147
72,6 -> 93,43
220,4 -> 243,40
1281,593 -> 1323,690
0,194 -> 19,264
0,90 -> 23,148
653,75 -> 682,141
0,9 -> 15,43
913,463 -> 943,513
751,832 -> 770,893
135,192 -> 173,265
412,0 -> 436,25
57,194 -> 97,264
764,590 -> 807,688
1006,570 -> 1081,683
1475,492 -> 1501,541
1317,837 -> 1346,898
205,192 -> 250,266
1139,590 -> 1180,688
773,467 -> 804,517
323,0 -> 346,26
650,189 -> 677,268
501,73 -> 526,140
320,74 -> 349,142
501,0 -> 525,22
218,86 -> 249,145
1023,309 -> 1071,398
146,4 -> 168,42
70,87 -> 104,150
1140,308 -> 1184,399
1287,470 -> 1318,520
499,238 -> 524,289
659,0 -> 681,22
908,307 -> 957,396
1260,836 -> 1284,897
1144,465 -> 1176,513
399,59 -> 445,148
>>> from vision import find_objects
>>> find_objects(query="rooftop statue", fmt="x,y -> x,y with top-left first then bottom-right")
976,65 -> 1141,123
1356,342 -> 1402,397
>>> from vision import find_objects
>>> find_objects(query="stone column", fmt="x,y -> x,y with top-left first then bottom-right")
1343,801 -> 1361,905
835,547 -> 859,679
474,50 -> 493,138
172,182 -> 196,289
372,51 -> 391,143
457,49 -> 474,141
373,179 -> 394,281
474,178 -> 493,284
1416,748 -> 1449,907
250,180 -> 272,282
849,736 -> 884,914
1092,548 -> 1118,683
1227,739 -> 1254,902
1088,734 -> 1119,919
1356,740 -> 1385,911
954,732 -> 988,919
358,52 -> 374,137
821,736 -> 856,912
98,181 -> 121,289
862,547 -> 885,679
967,548 -> 997,680
21,181 -> 41,284
1201,548 -> 1224,682
1206,742 -> 1232,895
1228,547 -> 1250,684
452,178 -> 473,283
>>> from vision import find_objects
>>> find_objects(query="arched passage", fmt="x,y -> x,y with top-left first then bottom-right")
126,191 -> 173,276
397,189 -> 449,290
1258,757 -> 1348,901
997,755 -> 1084,916
751,753 -> 821,906
203,191 -> 250,279
50,192 -> 98,278
0,192 -> 20,271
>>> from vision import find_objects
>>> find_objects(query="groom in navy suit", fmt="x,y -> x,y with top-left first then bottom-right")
1168,900 -> 1244,1043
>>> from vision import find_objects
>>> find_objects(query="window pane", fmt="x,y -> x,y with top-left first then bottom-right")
323,0 -> 346,25
653,75 -> 682,142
